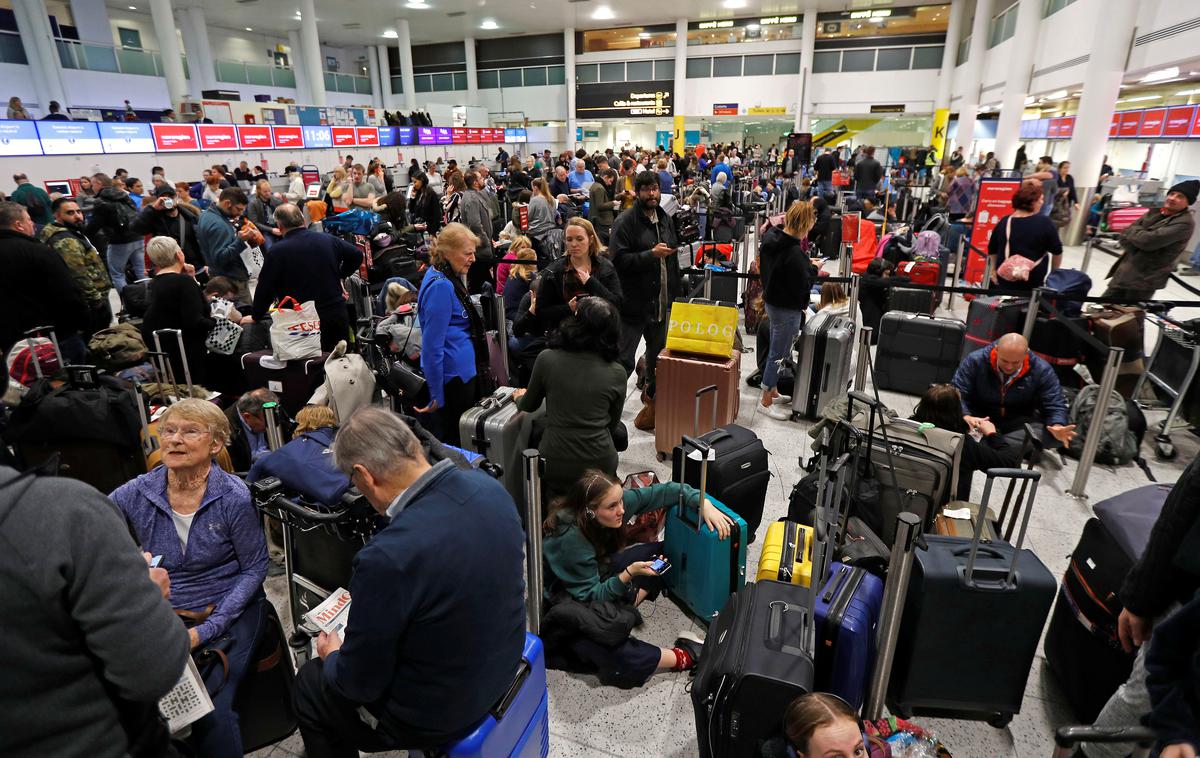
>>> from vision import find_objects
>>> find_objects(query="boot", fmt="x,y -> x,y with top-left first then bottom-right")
634,396 -> 656,431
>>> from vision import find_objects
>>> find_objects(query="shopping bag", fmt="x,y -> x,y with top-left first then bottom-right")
205,318 -> 244,356
268,296 -> 322,361
666,298 -> 738,358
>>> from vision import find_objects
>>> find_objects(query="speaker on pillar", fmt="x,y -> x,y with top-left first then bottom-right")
787,133 -> 812,166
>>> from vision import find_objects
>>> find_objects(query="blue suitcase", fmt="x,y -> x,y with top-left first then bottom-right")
813,561 -> 883,710
665,435 -> 748,624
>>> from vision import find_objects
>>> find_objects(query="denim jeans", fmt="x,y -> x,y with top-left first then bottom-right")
816,180 -> 834,199
190,591 -> 267,758
106,239 -> 146,291
763,304 -> 805,391
1189,239 -> 1200,270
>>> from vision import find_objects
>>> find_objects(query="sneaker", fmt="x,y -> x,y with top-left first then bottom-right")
763,404 -> 793,421
672,632 -> 706,672
1181,267 -> 1200,277
771,394 -> 792,405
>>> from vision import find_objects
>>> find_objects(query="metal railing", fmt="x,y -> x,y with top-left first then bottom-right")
214,59 -> 296,88
53,37 -> 189,80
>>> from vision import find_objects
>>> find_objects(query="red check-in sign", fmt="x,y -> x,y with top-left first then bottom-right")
273,126 -> 304,148
1117,111 -> 1142,138
151,123 -> 200,151
1163,106 -> 1195,138
238,125 -> 273,149
332,127 -> 356,147
1138,108 -> 1166,137
356,127 -> 379,146
197,124 -> 237,150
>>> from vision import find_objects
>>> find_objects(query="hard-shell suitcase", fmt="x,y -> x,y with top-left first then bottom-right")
1043,483 -> 1171,722
888,468 -> 1056,726
962,296 -> 1026,358
671,388 -> 770,538
655,351 -> 739,460
887,287 -> 935,316
874,312 -> 965,395
665,435 -> 748,623
793,314 -> 854,420
1105,206 -> 1149,232
457,386 -> 531,507
241,350 -> 330,416
813,562 -> 884,711
895,260 -> 939,287
755,519 -> 815,586
691,579 -> 815,758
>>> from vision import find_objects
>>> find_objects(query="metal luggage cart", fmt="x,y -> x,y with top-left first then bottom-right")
1134,314 -> 1200,460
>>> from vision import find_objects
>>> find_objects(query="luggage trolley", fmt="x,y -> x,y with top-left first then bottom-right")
1133,313 -> 1200,460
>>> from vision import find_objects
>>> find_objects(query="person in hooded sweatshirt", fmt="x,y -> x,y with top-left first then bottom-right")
758,200 -> 819,420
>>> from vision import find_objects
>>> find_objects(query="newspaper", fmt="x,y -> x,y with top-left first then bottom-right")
304,587 -> 352,635
158,657 -> 214,733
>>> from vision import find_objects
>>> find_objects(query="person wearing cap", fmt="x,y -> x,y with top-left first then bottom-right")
131,183 -> 204,271
1103,180 -> 1198,302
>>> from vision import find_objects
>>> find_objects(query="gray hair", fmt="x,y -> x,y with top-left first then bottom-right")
715,171 -> 728,185
236,387 -> 280,417
331,406 -> 423,478
0,201 -> 29,229
274,203 -> 305,230
145,235 -> 182,268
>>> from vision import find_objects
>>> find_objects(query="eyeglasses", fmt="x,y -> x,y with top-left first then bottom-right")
158,425 -> 209,442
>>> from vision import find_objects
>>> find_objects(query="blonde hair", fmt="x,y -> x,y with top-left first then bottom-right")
565,217 -> 601,258
531,178 -> 554,203
295,405 -> 338,433
817,282 -> 848,310
158,398 -> 231,446
784,200 -> 816,237
385,281 -> 415,312
146,235 -> 182,268
512,244 -> 538,282
430,222 -> 478,268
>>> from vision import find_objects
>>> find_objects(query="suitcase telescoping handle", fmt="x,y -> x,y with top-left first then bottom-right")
766,599 -> 812,657
1051,726 -> 1154,758
964,467 -> 1040,591
522,449 -> 544,635
693,384 -> 720,437
22,325 -> 64,378
680,435 -> 714,535
153,328 -> 194,399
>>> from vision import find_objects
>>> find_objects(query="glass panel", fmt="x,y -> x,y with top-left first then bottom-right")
499,68 -> 522,88
431,73 -> 453,91
181,56 -> 189,79
337,73 -> 353,92
273,66 -> 295,88
817,4 -> 952,40
653,59 -> 674,80
912,45 -> 943,69
523,67 -> 546,86
1002,9 -> 1017,41
478,69 -> 499,89
116,48 -> 156,76
83,44 -> 119,73
453,72 -> 467,90
813,50 -> 840,73
55,40 -> 76,69
958,36 -> 970,65
581,27 -> 676,52
774,52 -> 801,74
875,47 -> 912,71
685,57 -> 711,78
391,75 -> 404,93
324,71 -> 337,91
414,74 -> 432,93
840,49 -> 874,72
743,54 -> 773,76
356,75 -> 373,94
712,56 -> 741,77
217,59 -> 248,84
689,24 -> 800,46
117,27 -> 142,49
576,63 -> 598,83
547,65 -> 565,85
598,62 -> 624,82
246,62 -> 273,86
626,60 -> 652,81
0,33 -> 27,65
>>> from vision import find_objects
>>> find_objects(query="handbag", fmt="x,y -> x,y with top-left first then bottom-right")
175,605 -> 235,696
205,317 -> 244,356
996,216 -> 1046,282
622,471 -> 664,543
386,359 -> 430,407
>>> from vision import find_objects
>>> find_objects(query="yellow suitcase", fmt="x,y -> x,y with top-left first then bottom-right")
755,519 -> 814,587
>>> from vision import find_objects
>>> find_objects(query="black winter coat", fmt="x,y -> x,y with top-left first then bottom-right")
759,225 -> 815,311
0,229 -> 89,353
87,187 -> 142,244
131,205 -> 202,268
522,255 -> 623,336
608,201 -> 681,322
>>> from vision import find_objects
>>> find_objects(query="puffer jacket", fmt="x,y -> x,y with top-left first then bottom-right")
950,341 -> 1069,427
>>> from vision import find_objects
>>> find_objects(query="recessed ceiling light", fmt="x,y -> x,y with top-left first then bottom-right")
1045,89 -> 1068,100
406,0 -> 429,7
1140,66 -> 1179,83
382,30 -> 398,38
128,4 -> 136,8
592,5 -> 614,19
245,27 -> 253,31
480,18 -> 498,29
1176,88 -> 1200,96
723,0 -> 746,7
1119,94 -> 1163,103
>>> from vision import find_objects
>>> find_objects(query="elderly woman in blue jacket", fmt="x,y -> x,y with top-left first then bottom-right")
110,398 -> 268,758
416,222 -> 485,446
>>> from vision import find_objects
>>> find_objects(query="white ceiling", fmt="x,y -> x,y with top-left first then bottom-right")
126,0 -> 897,48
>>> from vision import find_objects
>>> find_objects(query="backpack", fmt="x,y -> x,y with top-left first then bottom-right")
111,198 -> 138,234
914,231 -> 941,259
87,323 -> 148,369
1043,268 -> 1092,317
1064,385 -> 1141,465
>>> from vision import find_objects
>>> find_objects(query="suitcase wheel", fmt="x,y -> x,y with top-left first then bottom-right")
987,713 -> 1013,729
1155,438 -> 1177,461
656,451 -> 669,463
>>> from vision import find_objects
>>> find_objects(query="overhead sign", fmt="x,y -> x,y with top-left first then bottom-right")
355,127 -> 379,147
1110,113 -> 1120,137
0,120 -> 42,156
1138,108 -> 1166,137
1164,106 -> 1196,138
300,125 -> 332,148
576,81 -> 674,118
1192,107 -> 1200,138
272,125 -> 304,149
397,126 -> 416,145
434,127 -> 452,144
331,127 -> 356,147
238,124 -> 273,150
504,127 -> 527,143
37,120 -> 103,154
713,103 -> 738,116
748,106 -> 787,115
97,122 -> 153,154
197,124 -> 238,151
151,123 -> 199,151
451,127 -> 467,143
1117,111 -> 1142,138
418,126 -> 436,144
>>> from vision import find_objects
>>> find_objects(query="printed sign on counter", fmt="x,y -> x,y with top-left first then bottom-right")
98,122 -> 154,153
37,120 -> 103,154
151,123 -> 200,151
272,126 -> 304,149
197,124 -> 238,151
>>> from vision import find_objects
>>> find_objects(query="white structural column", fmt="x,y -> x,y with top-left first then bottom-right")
367,42 -> 383,108
375,45 -> 393,109
933,0 -> 966,113
564,27 -> 576,151
12,0 -> 68,110
287,30 -> 312,105
396,18 -> 417,113
68,0 -> 111,44
794,3 -> 817,133
176,9 -> 204,97
148,0 -> 188,107
184,7 -> 218,92
673,17 -> 687,144
464,38 -> 479,107
299,0 -> 326,106
1064,0 -> 1139,244
992,0 -> 1042,167
953,0 -> 993,156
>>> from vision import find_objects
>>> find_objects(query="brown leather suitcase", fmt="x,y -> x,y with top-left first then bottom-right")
1086,306 -> 1145,396
653,350 -> 740,460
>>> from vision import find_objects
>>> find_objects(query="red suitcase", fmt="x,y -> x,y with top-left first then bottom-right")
1105,207 -> 1149,232
895,260 -> 939,287
654,350 -> 740,460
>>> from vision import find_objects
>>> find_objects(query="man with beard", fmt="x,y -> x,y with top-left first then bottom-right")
40,197 -> 113,337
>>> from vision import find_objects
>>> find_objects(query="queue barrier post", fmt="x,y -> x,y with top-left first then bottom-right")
1068,346 -> 1124,498
1022,288 -> 1043,344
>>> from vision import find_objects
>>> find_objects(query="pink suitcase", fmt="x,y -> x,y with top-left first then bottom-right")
1105,207 -> 1149,232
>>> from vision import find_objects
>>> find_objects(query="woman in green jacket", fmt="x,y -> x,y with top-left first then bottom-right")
541,469 -> 734,686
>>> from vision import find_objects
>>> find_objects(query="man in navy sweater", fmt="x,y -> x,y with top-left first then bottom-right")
250,204 -> 362,351
294,407 -> 526,757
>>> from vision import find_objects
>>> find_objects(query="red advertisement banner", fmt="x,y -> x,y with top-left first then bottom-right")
196,124 -> 237,150
237,125 -> 272,150
967,179 -> 1022,284
272,126 -> 304,149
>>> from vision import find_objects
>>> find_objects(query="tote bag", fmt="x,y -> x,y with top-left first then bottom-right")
666,298 -> 738,358
268,297 -> 322,362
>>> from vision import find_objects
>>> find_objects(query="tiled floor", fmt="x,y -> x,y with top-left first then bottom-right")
248,241 -> 1200,757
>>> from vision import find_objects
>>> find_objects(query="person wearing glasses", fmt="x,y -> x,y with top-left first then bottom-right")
109,398 -> 269,758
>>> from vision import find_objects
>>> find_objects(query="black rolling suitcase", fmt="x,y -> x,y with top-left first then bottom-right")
234,603 -> 300,751
888,468 -> 1056,727
691,579 -> 815,758
672,423 -> 770,540
887,287 -> 935,316
874,312 -> 965,396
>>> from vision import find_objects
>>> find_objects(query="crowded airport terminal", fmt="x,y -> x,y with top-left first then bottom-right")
3,0 -> 1200,756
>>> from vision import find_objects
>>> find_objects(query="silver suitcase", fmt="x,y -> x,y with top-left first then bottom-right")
792,315 -> 855,420
457,386 -> 531,505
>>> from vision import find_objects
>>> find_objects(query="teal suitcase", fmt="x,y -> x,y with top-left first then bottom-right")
665,435 -> 748,624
